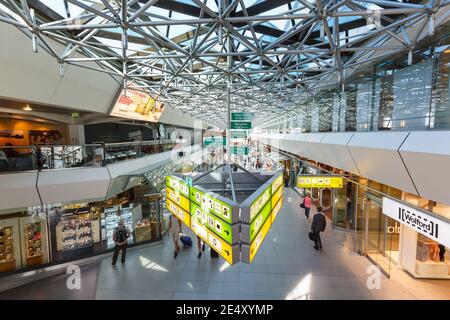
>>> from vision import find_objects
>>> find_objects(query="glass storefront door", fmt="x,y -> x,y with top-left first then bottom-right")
364,193 -> 399,277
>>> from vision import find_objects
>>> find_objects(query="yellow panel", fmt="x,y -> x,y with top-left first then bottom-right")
271,197 -> 283,223
191,219 -> 235,264
166,198 -> 191,228
166,188 -> 190,212
249,212 -> 272,263
271,186 -> 283,208
297,176 -> 343,188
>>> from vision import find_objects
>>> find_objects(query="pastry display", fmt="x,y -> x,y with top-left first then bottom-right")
24,222 -> 43,258
0,226 -> 14,264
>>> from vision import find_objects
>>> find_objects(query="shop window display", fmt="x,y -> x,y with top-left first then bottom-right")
416,234 -> 449,276
0,225 -> 15,273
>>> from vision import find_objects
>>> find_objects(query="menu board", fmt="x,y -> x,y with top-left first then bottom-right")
110,86 -> 164,122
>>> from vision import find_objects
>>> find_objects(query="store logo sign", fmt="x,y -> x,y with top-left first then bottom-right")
382,197 -> 450,248
398,208 -> 438,238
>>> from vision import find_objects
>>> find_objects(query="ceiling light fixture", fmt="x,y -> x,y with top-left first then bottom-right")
23,105 -> 32,111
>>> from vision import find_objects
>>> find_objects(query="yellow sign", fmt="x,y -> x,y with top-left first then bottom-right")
271,197 -> 283,223
166,187 -> 190,212
166,198 -> 191,228
271,186 -> 283,208
249,212 -> 272,263
297,175 -> 343,188
271,174 -> 283,194
191,219 -> 235,264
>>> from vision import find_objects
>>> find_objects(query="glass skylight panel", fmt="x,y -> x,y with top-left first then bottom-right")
40,0 -> 68,18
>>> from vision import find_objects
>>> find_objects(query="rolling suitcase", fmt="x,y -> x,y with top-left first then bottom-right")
180,234 -> 192,247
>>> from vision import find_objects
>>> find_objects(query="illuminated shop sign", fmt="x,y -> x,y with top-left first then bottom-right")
382,197 -> 450,248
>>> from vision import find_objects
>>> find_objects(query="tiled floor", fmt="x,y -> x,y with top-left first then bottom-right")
1,188 -> 449,300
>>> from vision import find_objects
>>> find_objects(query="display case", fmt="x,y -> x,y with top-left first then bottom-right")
55,207 -> 94,252
0,217 -> 21,273
135,218 -> 151,242
75,207 -> 93,249
103,205 -> 134,248
19,213 -> 50,269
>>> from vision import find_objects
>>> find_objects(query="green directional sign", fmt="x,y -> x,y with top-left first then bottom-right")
231,130 -> 248,139
231,146 -> 249,155
249,199 -> 272,243
203,136 -> 226,146
190,202 -> 235,244
189,186 -> 233,224
232,112 -> 254,121
231,121 -> 252,130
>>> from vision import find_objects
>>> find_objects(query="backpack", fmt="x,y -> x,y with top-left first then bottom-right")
114,227 -> 128,243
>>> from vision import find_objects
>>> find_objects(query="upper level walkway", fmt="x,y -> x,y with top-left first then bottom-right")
1,189 -> 448,300
0,140 -> 202,212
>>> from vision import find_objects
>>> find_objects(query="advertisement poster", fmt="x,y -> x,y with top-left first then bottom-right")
110,87 -> 165,122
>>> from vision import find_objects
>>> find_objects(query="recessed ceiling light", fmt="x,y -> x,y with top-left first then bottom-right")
23,105 -> 32,111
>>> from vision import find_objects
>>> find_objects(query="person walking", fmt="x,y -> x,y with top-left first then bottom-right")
112,219 -> 130,265
311,206 -> 326,251
301,193 -> 312,220
168,215 -> 181,258
197,235 -> 206,259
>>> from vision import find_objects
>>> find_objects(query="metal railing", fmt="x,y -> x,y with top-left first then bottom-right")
0,139 -> 178,172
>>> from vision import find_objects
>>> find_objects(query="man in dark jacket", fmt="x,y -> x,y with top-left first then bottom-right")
311,206 -> 326,250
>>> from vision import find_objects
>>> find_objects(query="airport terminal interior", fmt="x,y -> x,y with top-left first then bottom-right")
0,0 -> 449,300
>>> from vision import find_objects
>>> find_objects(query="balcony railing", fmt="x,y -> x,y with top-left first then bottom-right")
0,139 -> 178,172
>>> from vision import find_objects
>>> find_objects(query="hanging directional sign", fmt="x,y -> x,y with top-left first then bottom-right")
231,112 -> 254,121
241,199 -> 271,243
166,175 -> 189,197
190,202 -> 239,244
190,219 -> 239,264
297,175 -> 343,188
189,185 -> 237,224
166,198 -> 191,228
231,146 -> 249,155
231,121 -> 252,130
231,130 -> 248,139
166,187 -> 190,213
203,136 -> 226,147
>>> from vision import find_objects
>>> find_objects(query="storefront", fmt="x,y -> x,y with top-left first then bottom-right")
0,118 -> 68,146
355,189 -> 450,279
0,183 -> 170,276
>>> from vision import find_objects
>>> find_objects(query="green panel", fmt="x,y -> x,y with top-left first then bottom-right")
190,202 -> 233,244
203,136 -> 226,146
165,175 -> 189,197
231,146 -> 249,155
231,112 -> 254,121
189,186 -> 233,224
231,121 -> 252,129
231,130 -> 248,139
249,185 -> 271,222
249,199 -> 272,243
